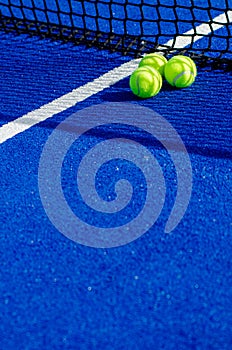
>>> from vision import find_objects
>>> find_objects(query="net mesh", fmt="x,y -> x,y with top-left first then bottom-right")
0,0 -> 231,63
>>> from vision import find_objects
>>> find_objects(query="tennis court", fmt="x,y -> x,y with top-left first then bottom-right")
0,1 -> 232,349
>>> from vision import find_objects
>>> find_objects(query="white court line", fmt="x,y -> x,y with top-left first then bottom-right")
0,10 -> 231,145
158,10 -> 232,50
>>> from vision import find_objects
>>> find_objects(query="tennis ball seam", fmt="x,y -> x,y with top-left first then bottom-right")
139,54 -> 167,76
129,66 -> 162,98
135,73 -> 141,96
164,55 -> 197,88
135,71 -> 155,97
146,68 -> 162,94
173,71 -> 195,86
167,56 -> 197,78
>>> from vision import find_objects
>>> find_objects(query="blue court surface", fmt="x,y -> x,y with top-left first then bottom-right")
0,1 -> 232,350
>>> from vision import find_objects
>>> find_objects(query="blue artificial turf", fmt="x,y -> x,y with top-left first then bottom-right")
0,8 -> 232,350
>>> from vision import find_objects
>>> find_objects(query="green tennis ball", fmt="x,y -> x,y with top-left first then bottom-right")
139,53 -> 167,76
164,55 -> 197,88
129,66 -> 162,99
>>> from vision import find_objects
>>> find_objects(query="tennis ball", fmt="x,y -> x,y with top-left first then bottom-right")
139,53 -> 167,76
164,55 -> 197,88
129,66 -> 162,98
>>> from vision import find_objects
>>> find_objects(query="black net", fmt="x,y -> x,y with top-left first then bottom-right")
0,0 -> 231,62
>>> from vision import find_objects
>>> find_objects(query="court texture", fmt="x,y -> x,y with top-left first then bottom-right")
0,0 -> 232,349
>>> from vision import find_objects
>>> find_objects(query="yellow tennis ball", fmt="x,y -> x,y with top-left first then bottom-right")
129,66 -> 162,99
164,55 -> 197,88
139,53 -> 167,76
